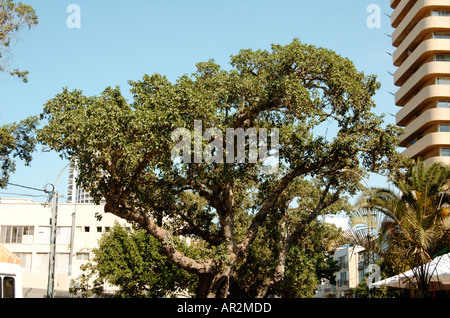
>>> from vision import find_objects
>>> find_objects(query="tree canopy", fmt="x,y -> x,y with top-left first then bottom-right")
0,0 -> 38,82
0,0 -> 38,188
70,222 -> 198,298
0,116 -> 38,188
38,39 -> 408,297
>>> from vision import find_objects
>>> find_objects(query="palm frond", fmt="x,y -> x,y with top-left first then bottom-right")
339,229 -> 385,256
345,159 -> 450,276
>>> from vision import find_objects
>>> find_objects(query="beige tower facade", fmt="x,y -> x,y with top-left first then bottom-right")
391,0 -> 450,167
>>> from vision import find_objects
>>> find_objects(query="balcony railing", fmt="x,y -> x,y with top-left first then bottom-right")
337,279 -> 349,287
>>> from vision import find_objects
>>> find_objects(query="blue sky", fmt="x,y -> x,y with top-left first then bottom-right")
0,0 -> 398,202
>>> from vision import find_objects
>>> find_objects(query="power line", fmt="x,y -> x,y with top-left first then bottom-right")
0,192 -> 48,198
6,182 -> 49,193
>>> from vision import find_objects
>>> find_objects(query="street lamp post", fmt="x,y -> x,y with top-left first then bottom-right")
46,162 -> 71,298
46,189 -> 58,298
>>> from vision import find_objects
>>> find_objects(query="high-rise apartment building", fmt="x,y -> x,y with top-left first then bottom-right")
67,164 -> 104,204
391,0 -> 450,167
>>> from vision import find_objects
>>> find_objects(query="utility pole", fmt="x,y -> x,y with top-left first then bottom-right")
45,162 -> 71,298
47,190 -> 58,298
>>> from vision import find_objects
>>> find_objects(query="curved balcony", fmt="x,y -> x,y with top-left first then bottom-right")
391,0 -> 401,10
392,0 -> 450,47
424,156 -> 450,167
396,85 -> 450,125
399,108 -> 450,146
395,62 -> 450,106
394,39 -> 450,86
392,0 -> 417,28
402,132 -> 450,159
393,17 -> 450,67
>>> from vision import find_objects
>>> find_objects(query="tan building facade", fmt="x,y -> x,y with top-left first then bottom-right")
391,0 -> 450,166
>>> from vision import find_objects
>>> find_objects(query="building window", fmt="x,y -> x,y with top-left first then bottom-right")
439,124 -> 450,132
433,32 -> 450,39
338,272 -> 348,287
84,226 -> 90,233
435,54 -> 450,61
441,148 -> 450,157
13,252 -> 32,273
76,253 -> 90,261
0,226 -> 34,244
432,10 -> 450,16
359,268 -> 367,284
437,100 -> 450,108
436,77 -> 450,85
1,277 -> 15,298
338,255 -> 348,269
97,226 -> 102,233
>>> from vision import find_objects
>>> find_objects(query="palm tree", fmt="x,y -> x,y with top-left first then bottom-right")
342,159 -> 450,297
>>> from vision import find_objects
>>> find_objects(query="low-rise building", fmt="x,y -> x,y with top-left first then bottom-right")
316,244 -> 370,298
316,216 -> 373,298
0,198 -> 129,297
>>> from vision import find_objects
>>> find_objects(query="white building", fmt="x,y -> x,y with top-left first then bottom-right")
0,198 -> 129,297
315,244 -> 369,298
316,216 -> 370,298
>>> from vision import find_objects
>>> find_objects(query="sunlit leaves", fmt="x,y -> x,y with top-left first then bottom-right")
38,39 -> 407,297
0,116 -> 38,188
0,0 -> 38,82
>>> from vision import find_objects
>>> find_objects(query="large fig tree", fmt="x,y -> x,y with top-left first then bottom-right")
38,39 -> 407,298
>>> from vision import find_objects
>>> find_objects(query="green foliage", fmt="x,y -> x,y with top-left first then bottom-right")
0,0 -> 38,82
231,179 -> 346,297
0,116 -> 38,188
39,39 -> 408,297
69,262 -> 104,298
277,223 -> 342,298
0,1 -> 38,187
71,222 -> 198,298
344,160 -> 450,297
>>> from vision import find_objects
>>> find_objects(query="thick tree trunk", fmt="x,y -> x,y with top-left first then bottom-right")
197,273 -> 215,298
197,268 -> 234,298
255,243 -> 289,298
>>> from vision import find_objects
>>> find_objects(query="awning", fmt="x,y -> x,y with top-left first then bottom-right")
370,252 -> 450,290
0,243 -> 22,265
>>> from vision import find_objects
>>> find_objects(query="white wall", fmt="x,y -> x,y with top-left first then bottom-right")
0,199 -> 129,295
